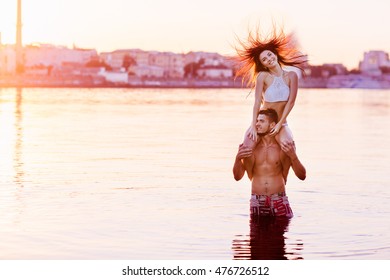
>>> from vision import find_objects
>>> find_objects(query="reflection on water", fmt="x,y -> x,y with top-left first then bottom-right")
0,88 -> 25,232
0,87 -> 25,185
232,217 -> 303,260
14,88 -> 24,188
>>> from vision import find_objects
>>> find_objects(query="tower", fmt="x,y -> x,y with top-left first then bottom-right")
16,0 -> 24,73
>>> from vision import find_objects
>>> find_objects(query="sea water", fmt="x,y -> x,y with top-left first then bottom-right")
0,87 -> 389,259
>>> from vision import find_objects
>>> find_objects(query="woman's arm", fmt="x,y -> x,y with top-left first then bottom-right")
278,71 -> 298,124
270,71 -> 298,136
248,73 -> 265,141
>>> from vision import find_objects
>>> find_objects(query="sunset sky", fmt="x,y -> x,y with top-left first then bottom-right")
0,0 -> 389,69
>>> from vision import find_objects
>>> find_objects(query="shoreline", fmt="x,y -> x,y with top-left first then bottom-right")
1,85 -> 389,90
1,75 -> 389,89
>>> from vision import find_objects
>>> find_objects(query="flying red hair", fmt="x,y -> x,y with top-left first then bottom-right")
234,26 -> 308,87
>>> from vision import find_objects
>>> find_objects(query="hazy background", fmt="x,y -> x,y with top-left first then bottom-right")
1,0 -> 390,69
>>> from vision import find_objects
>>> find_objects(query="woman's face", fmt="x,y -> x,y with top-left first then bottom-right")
259,50 -> 278,68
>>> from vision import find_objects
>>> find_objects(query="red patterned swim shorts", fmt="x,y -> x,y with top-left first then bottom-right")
250,193 -> 293,218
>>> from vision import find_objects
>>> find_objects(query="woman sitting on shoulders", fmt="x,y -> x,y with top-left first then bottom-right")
234,26 -> 308,149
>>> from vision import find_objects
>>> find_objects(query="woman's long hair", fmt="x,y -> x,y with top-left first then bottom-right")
234,26 -> 308,88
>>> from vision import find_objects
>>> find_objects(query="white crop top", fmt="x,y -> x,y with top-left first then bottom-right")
264,74 -> 290,102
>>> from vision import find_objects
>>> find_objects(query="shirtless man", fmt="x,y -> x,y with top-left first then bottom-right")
233,108 -> 306,218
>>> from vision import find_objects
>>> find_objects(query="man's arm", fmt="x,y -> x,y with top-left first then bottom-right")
233,144 -> 254,181
281,141 -> 306,180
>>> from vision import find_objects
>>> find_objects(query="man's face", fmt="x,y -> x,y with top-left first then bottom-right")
256,114 -> 272,135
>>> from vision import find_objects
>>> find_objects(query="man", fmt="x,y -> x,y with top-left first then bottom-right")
233,108 -> 306,218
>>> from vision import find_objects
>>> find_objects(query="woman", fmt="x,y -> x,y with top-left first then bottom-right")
235,27 -> 307,149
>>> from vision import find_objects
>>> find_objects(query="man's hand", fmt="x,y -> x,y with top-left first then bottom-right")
236,143 -> 253,160
233,144 -> 253,181
280,140 -> 297,160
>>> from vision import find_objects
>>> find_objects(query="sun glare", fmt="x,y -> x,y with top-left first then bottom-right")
0,100 -> 16,174
0,2 -> 16,44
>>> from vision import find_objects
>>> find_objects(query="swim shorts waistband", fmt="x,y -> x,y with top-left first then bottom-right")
251,192 -> 286,199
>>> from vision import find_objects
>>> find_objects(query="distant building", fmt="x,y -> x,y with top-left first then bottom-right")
197,65 -> 233,79
0,45 -> 16,74
24,44 -> 98,67
98,69 -> 128,84
100,49 -> 144,69
101,49 -> 184,78
323,64 -> 348,75
359,50 -> 390,76
184,51 -> 226,66
304,63 -> 347,78
327,74 -> 383,89
129,65 -> 164,78
185,51 -> 233,79
149,51 -> 185,78
100,49 -> 237,80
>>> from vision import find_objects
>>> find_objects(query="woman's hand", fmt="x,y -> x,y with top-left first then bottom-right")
247,126 -> 258,142
269,122 -> 282,136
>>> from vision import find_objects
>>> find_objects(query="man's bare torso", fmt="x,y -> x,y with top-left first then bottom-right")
251,140 -> 286,195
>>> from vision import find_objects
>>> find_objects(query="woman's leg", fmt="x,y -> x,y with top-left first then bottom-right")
275,124 -> 294,146
242,126 -> 260,150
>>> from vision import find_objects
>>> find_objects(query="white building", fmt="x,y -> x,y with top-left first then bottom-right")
0,45 -> 16,74
97,68 -> 128,84
24,44 -> 98,67
184,51 -> 226,66
359,50 -> 390,76
197,65 -> 233,79
149,51 -> 184,78
323,63 -> 348,75
101,49 -> 148,69
129,65 -> 165,78
102,49 -> 184,78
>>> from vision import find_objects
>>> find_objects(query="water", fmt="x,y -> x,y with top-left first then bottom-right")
0,87 -> 389,259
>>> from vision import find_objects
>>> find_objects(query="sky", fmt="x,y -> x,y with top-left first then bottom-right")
0,0 -> 389,69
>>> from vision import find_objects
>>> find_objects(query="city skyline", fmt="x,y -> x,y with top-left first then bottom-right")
1,0 -> 390,70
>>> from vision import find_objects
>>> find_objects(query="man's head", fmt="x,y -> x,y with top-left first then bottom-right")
256,108 -> 278,136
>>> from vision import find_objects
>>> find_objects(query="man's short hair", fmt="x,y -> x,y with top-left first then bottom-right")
258,108 -> 278,124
